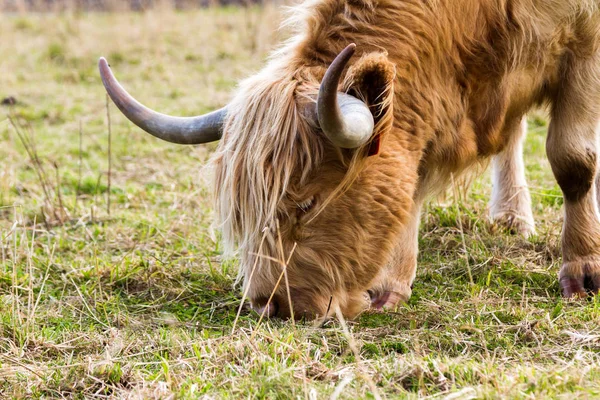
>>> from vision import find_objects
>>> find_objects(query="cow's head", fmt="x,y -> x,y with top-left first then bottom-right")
100,44 -> 413,319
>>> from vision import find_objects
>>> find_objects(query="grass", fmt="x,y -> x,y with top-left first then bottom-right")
1,6 -> 600,399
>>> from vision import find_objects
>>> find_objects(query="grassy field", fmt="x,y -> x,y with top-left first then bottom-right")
1,6 -> 600,399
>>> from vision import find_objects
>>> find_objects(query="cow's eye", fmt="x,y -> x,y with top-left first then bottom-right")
296,196 -> 315,214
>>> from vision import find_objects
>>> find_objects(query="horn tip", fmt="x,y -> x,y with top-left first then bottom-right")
343,43 -> 357,57
98,57 -> 109,69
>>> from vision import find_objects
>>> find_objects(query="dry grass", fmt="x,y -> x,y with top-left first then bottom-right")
1,6 -> 600,399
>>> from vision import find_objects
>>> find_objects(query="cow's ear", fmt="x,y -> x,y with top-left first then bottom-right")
343,52 -> 395,155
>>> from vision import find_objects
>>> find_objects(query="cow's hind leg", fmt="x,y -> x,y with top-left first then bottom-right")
547,53 -> 600,297
368,201 -> 421,309
490,117 -> 535,237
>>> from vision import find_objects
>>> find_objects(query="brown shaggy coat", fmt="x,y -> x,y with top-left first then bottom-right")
212,0 -> 600,318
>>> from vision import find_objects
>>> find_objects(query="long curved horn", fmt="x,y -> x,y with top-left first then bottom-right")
99,57 -> 226,145
317,44 -> 375,149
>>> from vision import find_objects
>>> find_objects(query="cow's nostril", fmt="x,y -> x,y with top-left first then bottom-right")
252,299 -> 279,318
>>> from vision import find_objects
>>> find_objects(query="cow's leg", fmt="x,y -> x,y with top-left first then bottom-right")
489,117 -> 536,237
368,201 -> 421,309
547,54 -> 600,297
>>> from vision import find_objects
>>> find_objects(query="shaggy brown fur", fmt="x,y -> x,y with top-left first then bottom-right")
212,0 -> 600,318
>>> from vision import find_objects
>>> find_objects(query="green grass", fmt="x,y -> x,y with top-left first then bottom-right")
1,7 -> 600,399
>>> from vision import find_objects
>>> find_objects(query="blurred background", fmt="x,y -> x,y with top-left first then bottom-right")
0,0 -> 286,226
1,0 -> 273,11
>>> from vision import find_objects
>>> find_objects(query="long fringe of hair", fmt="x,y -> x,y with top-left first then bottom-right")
211,58 -> 321,260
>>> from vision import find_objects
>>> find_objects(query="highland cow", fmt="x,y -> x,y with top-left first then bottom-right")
99,0 -> 600,319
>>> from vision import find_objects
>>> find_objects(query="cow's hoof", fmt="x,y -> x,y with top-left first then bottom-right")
368,282 -> 411,310
559,258 -> 600,298
492,211 -> 536,238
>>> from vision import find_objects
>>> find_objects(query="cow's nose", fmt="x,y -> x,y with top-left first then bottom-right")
252,299 -> 279,318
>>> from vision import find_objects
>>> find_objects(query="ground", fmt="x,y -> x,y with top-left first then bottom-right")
1,6 -> 600,399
